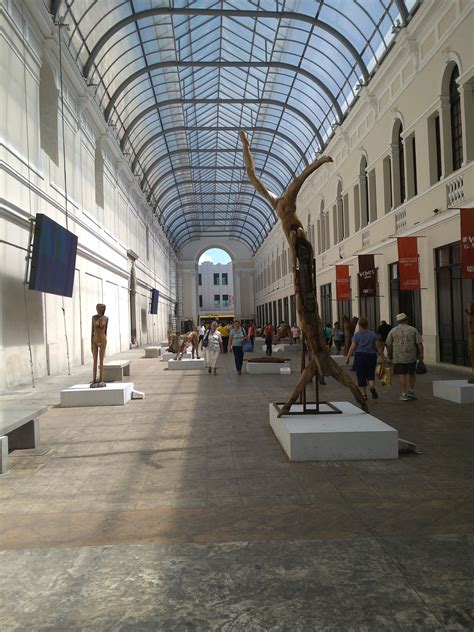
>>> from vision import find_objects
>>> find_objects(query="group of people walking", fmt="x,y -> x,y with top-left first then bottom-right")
198,320 -> 249,375
196,313 -> 424,402
345,313 -> 424,402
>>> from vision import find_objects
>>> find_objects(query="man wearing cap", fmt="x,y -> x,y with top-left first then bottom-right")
385,313 -> 424,401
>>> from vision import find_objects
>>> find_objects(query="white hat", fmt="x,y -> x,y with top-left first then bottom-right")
396,312 -> 408,322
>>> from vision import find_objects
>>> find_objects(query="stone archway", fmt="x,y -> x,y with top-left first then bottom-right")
176,238 -> 255,330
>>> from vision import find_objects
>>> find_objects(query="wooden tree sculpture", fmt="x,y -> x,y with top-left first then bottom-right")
240,131 -> 368,415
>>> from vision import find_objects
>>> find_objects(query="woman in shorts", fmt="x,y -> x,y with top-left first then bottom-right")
345,317 -> 385,401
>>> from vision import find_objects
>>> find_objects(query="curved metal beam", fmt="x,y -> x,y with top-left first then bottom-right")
83,9 -> 369,84
149,172 -> 285,200
394,0 -> 409,26
121,98 -> 324,150
132,126 -> 309,174
162,193 -> 274,227
175,230 -> 257,253
168,217 -> 261,250
167,213 -> 263,238
104,61 -> 343,123
141,148 -> 297,186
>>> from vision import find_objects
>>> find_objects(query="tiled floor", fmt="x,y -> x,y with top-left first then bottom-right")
0,347 -> 473,630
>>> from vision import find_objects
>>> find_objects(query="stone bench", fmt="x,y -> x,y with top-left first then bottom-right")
144,346 -> 160,358
103,361 -> 131,382
0,405 -> 47,473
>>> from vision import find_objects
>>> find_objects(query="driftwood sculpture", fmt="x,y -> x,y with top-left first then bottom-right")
240,131 -> 368,415
167,334 -> 180,355
177,331 -> 200,360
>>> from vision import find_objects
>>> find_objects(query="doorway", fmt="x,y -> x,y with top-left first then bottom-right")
436,242 -> 474,365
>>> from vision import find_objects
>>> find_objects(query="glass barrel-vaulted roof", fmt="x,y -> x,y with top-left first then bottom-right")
54,0 -> 418,253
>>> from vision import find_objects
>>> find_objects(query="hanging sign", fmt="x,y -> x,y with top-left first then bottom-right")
336,265 -> 350,301
358,254 -> 376,297
461,208 -> 474,279
397,237 -> 420,290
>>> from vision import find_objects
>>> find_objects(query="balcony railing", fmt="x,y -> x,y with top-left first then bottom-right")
395,208 -> 407,232
362,229 -> 370,248
446,174 -> 464,207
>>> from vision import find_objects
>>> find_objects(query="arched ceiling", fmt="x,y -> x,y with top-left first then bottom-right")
53,0 -> 418,254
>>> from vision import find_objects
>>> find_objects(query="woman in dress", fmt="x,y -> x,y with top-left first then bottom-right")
205,321 -> 223,375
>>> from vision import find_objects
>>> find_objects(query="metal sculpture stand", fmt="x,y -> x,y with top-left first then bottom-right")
274,259 -> 341,417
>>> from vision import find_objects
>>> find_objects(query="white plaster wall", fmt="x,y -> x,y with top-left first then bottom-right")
253,0 -> 474,364
0,1 -> 177,389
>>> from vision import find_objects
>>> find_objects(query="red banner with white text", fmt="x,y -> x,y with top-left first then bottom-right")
358,255 -> 376,297
461,208 -> 474,279
397,237 -> 420,290
336,265 -> 350,301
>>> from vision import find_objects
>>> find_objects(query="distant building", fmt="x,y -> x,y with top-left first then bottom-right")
198,261 -> 234,317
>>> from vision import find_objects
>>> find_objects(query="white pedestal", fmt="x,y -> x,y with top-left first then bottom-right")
433,380 -> 474,404
60,383 -> 134,407
163,351 -> 192,362
168,358 -> 206,370
247,362 -> 288,374
269,401 -> 398,461
261,344 -> 285,353
145,347 -> 160,358
280,366 -> 292,375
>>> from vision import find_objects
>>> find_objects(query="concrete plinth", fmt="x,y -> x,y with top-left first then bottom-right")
162,351 -> 192,362
247,362 -> 288,374
168,358 -> 206,370
269,401 -> 398,461
261,344 -> 285,353
145,347 -> 160,358
60,383 -> 134,407
433,380 -> 474,404
103,361 -> 131,382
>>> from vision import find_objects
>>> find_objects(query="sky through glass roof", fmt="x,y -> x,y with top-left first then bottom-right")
54,0 -> 418,254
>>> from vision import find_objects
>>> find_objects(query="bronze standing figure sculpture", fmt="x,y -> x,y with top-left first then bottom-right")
239,131 -> 368,415
91,303 -> 108,388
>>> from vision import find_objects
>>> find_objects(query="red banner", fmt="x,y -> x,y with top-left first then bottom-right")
397,237 -> 420,290
336,265 -> 350,301
358,255 -> 376,297
461,208 -> 474,279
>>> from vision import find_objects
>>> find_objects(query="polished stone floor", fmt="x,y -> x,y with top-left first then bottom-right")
0,347 -> 473,631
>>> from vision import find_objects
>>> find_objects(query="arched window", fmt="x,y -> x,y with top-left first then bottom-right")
39,58 -> 59,165
391,120 -> 405,207
449,65 -> 463,171
359,156 -> 369,227
397,123 -> 405,203
317,199 -> 326,254
336,180 -> 344,241
95,143 -> 104,208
